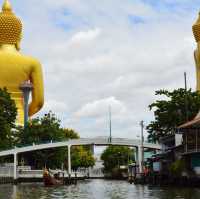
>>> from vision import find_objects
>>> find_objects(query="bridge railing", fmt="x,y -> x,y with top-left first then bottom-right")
0,137 -> 160,153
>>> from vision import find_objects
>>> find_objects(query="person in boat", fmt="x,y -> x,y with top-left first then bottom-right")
43,168 -> 49,176
43,167 -> 63,186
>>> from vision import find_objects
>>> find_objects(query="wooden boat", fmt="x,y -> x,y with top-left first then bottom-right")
43,169 -> 63,186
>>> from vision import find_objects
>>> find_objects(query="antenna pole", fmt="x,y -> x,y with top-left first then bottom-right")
109,106 -> 112,143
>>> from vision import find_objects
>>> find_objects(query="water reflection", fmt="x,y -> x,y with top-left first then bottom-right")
1,180 -> 200,199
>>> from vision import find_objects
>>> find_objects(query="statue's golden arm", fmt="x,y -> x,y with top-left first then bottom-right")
28,61 -> 44,116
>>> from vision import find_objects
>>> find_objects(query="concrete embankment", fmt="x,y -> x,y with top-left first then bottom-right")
132,174 -> 200,187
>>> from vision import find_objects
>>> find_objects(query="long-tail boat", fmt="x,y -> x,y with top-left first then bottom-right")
43,168 -> 64,186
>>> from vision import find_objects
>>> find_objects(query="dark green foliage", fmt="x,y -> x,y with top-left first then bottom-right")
147,89 -> 200,142
169,159 -> 186,177
17,112 -> 66,168
17,111 -> 94,169
20,112 -> 65,145
101,146 -> 134,172
62,128 -> 80,139
0,88 -> 17,150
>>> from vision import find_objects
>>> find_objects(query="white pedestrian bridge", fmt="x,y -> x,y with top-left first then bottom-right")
0,137 -> 161,180
0,137 -> 160,156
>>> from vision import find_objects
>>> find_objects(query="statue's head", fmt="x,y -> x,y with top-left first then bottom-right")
0,0 -> 22,50
193,12 -> 200,43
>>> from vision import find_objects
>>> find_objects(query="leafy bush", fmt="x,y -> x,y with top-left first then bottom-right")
169,159 -> 185,177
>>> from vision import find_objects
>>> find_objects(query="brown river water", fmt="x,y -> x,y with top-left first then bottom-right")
0,179 -> 200,199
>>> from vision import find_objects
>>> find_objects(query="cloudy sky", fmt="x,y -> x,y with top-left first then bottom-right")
7,0 -> 200,139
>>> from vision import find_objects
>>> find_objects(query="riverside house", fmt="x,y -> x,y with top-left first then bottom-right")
148,134 -> 182,176
179,115 -> 200,176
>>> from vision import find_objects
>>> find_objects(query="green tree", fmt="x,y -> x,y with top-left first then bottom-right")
0,88 -> 17,150
101,146 -> 134,172
20,111 -> 65,145
17,112 -> 94,169
70,146 -> 95,170
17,112 -> 65,168
147,88 -> 200,142
62,128 -> 80,139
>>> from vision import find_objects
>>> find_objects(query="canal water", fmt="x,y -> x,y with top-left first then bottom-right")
0,179 -> 200,199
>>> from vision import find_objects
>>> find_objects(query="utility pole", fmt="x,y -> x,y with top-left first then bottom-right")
184,72 -> 188,121
140,120 -> 144,173
109,106 -> 112,143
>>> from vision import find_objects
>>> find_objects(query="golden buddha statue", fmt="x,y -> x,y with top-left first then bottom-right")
193,12 -> 200,91
0,0 -> 44,124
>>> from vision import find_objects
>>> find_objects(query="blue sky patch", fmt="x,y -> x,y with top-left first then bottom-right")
128,15 -> 145,24
141,0 -> 200,13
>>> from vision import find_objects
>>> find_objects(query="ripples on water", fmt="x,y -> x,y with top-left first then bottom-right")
0,180 -> 200,199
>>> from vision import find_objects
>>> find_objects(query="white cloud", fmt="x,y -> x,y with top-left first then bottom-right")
70,28 -> 101,44
75,97 -> 126,118
43,100 -> 68,113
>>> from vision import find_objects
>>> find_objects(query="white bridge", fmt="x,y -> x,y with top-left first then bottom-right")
0,137 -> 161,181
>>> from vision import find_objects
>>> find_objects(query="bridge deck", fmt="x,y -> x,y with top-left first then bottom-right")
0,137 -> 161,157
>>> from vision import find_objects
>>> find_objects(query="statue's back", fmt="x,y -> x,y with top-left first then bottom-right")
0,50 -> 40,124
0,52 -> 34,91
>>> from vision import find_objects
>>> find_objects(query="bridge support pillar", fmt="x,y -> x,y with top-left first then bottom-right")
68,145 -> 71,176
90,144 -> 94,155
88,144 -> 95,177
135,147 -> 138,164
14,153 -> 18,183
138,146 -> 143,174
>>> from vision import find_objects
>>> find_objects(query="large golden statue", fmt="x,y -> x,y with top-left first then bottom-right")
193,12 -> 200,91
0,0 -> 44,124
